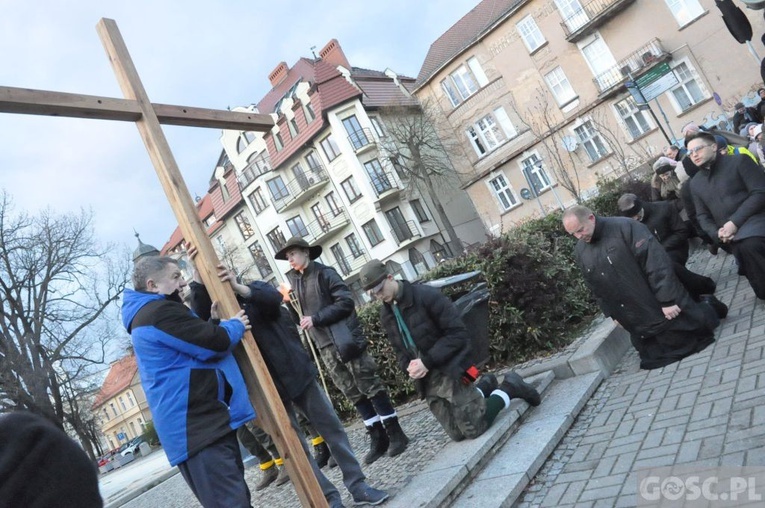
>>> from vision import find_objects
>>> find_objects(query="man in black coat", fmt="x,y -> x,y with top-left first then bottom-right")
686,132 -> 765,299
186,249 -> 387,508
732,102 -> 762,135
563,206 -> 719,370
359,259 -> 540,442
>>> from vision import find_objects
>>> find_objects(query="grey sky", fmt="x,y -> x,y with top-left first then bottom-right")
0,0 -> 477,250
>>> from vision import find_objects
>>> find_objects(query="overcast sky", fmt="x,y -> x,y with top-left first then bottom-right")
0,0 -> 479,252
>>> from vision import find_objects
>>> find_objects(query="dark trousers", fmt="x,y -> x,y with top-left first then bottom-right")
673,262 -> 716,300
236,424 -> 278,464
177,431 -> 252,508
732,236 -> 765,299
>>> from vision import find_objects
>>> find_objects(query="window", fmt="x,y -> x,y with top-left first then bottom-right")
266,227 -> 287,252
440,57 -> 489,107
237,136 -> 247,154
248,187 -> 269,214
110,403 -> 118,417
574,120 -> 610,162
488,173 -> 518,212
520,153 -> 552,195
249,241 -> 273,278
516,15 -> 546,52
346,233 -> 363,258
669,61 -> 706,111
320,134 -> 341,161
614,97 -> 652,139
312,203 -> 331,231
581,36 -> 617,87
330,243 -> 351,276
273,131 -> 284,151
545,67 -> 577,106
247,151 -> 272,177
127,392 -> 135,407
289,118 -> 299,138
466,107 -> 517,156
409,248 -> 429,276
305,151 -> 322,172
292,162 -> 310,190
286,215 -> 309,238
556,0 -> 589,33
203,214 -> 216,228
119,396 -> 127,411
411,199 -> 429,223
340,177 -> 362,203
362,219 -> 384,246
326,192 -> 342,216
220,181 -> 231,202
103,408 -> 109,422
364,159 -> 392,195
304,102 -> 316,122
129,422 -> 136,436
234,211 -> 255,240
385,207 -> 414,244
215,235 -> 226,252
343,115 -> 370,150
370,117 -> 385,138
266,176 -> 290,202
665,0 -> 704,26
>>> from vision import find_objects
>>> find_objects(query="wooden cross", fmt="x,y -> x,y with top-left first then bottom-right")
0,18 -> 327,507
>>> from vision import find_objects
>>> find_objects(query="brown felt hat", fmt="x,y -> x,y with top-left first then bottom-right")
274,236 -> 322,261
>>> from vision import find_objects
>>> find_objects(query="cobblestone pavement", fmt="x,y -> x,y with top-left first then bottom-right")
517,250 -> 765,507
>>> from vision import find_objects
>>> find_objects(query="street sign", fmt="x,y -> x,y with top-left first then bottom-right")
117,432 -> 126,440
640,72 -> 679,101
632,62 -> 678,101
635,62 -> 672,88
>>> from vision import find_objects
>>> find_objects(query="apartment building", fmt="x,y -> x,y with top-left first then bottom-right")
414,0 -> 765,234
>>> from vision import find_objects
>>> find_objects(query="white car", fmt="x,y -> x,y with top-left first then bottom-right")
120,437 -> 145,457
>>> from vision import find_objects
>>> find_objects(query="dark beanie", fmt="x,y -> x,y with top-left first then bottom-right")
655,164 -> 674,175
619,197 -> 643,218
0,411 -> 103,508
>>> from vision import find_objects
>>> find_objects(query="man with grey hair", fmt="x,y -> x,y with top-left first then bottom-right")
122,256 -> 254,508
563,206 -> 720,370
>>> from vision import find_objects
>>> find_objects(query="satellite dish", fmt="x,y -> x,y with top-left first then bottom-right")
561,135 -> 579,152
520,188 -> 533,200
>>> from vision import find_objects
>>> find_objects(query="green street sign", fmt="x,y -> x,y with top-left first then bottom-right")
635,62 -> 672,88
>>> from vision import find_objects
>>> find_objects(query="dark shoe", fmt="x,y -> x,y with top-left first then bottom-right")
475,373 -> 498,398
382,416 -> 409,457
701,294 -> 728,319
314,441 -> 330,469
255,465 -> 278,491
328,455 -> 338,468
274,466 -> 290,486
363,421 -> 389,465
351,484 -> 389,506
500,372 -> 541,407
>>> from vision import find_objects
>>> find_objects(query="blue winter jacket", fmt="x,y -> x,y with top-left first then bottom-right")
121,288 -> 255,466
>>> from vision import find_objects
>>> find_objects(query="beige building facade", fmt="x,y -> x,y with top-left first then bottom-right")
414,0 -> 765,234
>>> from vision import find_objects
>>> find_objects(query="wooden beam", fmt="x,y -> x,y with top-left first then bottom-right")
95,18 -> 327,507
0,85 -> 273,131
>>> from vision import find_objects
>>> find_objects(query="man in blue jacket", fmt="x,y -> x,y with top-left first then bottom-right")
122,256 -> 252,508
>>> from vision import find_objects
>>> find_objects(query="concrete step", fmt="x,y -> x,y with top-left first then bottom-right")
451,371 -> 604,508
386,370 -> 556,508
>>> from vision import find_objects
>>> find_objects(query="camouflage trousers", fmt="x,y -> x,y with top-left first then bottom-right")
425,369 -> 488,441
318,345 -> 386,405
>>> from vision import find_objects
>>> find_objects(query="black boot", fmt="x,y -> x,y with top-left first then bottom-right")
364,421 -> 389,464
500,372 -> 541,406
701,294 -> 728,319
475,373 -> 498,397
314,441 -> 330,469
383,417 -> 409,457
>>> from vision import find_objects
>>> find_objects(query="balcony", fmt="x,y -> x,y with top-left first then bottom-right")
390,220 -> 421,246
332,251 -> 370,277
272,166 -> 330,212
347,128 -> 377,154
592,38 -> 670,96
304,210 -> 350,244
560,0 -> 636,42
369,170 -> 404,201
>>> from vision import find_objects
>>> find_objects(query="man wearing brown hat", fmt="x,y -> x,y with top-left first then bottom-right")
732,101 -> 762,135
359,259 -> 540,442
275,237 -> 409,470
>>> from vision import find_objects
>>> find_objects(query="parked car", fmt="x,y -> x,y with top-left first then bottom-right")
121,436 -> 145,457
97,450 -> 117,467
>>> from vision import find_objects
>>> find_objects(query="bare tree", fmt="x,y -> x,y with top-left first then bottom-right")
377,99 -> 466,255
0,191 -> 129,458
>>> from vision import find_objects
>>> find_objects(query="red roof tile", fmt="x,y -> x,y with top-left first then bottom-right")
356,77 -> 419,109
414,0 -> 524,90
93,355 -> 138,409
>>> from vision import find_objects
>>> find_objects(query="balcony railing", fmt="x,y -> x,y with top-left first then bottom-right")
271,166 -> 330,212
347,128 -> 376,153
390,220 -> 421,246
368,170 -> 403,198
560,0 -> 636,41
304,210 -> 350,243
333,251 -> 370,277
592,38 -> 669,95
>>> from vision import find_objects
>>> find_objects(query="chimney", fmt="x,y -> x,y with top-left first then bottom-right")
269,61 -> 289,87
319,39 -> 350,69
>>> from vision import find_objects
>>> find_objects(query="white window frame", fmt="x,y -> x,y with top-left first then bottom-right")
518,152 -> 552,194
664,0 -> 704,27
440,57 -> 489,107
545,67 -> 577,106
579,34 -> 617,82
666,59 -> 708,113
573,120 -> 610,163
516,15 -> 546,53
487,173 -> 519,212
613,96 -> 653,140
466,106 -> 518,157
556,0 -> 589,32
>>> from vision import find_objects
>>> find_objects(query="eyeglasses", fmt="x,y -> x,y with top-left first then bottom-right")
368,279 -> 386,296
687,144 -> 714,155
